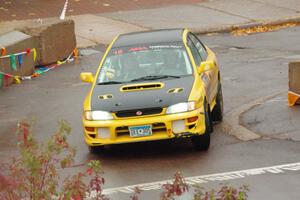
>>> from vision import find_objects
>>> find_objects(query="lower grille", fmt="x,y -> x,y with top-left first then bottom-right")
116,123 -> 166,137
115,107 -> 163,118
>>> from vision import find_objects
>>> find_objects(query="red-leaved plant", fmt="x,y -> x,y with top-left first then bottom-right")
0,120 -> 248,200
193,184 -> 249,200
0,120 -> 107,200
160,171 -> 189,200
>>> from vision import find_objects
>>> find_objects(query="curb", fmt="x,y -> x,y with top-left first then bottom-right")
80,15 -> 300,47
220,92 -> 284,141
82,15 -> 300,47
192,15 -> 300,35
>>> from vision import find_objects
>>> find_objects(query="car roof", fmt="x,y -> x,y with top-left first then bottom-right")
112,29 -> 185,48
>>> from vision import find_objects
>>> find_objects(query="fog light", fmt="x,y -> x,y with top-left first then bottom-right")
172,120 -> 185,134
85,127 -> 95,132
97,128 -> 110,139
187,116 -> 198,123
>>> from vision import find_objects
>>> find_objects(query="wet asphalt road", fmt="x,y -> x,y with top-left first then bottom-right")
1,27 -> 300,199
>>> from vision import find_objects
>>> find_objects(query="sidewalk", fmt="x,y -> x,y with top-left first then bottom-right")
0,0 -> 300,48
0,0 -> 199,21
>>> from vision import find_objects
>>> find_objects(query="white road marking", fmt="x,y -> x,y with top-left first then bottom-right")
59,0 -> 68,20
102,162 -> 300,195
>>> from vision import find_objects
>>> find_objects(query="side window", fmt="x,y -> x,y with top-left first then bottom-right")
189,33 -> 208,61
187,36 -> 202,67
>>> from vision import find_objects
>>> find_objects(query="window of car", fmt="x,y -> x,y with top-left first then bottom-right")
187,36 -> 202,67
189,33 -> 208,61
97,43 -> 193,84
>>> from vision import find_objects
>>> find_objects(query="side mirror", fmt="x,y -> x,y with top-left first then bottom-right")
80,72 -> 94,83
198,61 -> 214,74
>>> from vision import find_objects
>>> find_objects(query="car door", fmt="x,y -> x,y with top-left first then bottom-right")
188,33 -> 219,105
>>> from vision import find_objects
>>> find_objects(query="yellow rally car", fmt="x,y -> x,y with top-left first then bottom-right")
80,28 -> 223,153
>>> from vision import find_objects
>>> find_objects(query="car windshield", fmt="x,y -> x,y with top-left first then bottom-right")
97,43 -> 193,84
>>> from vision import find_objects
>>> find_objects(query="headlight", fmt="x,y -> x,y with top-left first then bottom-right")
166,102 -> 196,114
84,110 -> 113,120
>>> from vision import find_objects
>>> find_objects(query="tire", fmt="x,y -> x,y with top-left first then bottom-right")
212,81 -> 223,122
191,99 -> 212,151
89,145 -> 104,154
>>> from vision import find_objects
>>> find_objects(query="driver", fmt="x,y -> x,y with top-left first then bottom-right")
159,50 -> 181,75
120,53 -> 145,81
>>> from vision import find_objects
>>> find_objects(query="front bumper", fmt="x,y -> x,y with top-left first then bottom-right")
83,108 -> 205,146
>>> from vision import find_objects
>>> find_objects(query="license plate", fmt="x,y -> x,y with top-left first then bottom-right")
129,125 -> 152,137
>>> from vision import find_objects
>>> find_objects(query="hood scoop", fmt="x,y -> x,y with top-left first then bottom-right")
121,82 -> 164,92
168,88 -> 184,94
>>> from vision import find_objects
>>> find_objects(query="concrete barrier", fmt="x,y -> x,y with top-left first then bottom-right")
289,61 -> 300,94
0,19 -> 76,88
288,61 -> 300,106
23,19 -> 76,65
0,31 -> 38,87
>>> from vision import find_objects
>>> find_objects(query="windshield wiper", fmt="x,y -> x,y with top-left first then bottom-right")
130,75 -> 180,82
97,81 -> 125,85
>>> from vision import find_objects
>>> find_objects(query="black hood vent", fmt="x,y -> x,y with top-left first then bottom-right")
121,83 -> 163,92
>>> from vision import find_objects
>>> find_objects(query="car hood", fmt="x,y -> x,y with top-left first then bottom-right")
90,75 -> 194,112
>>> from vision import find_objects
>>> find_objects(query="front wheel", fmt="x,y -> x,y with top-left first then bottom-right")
212,81 -> 223,122
191,99 -> 212,151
